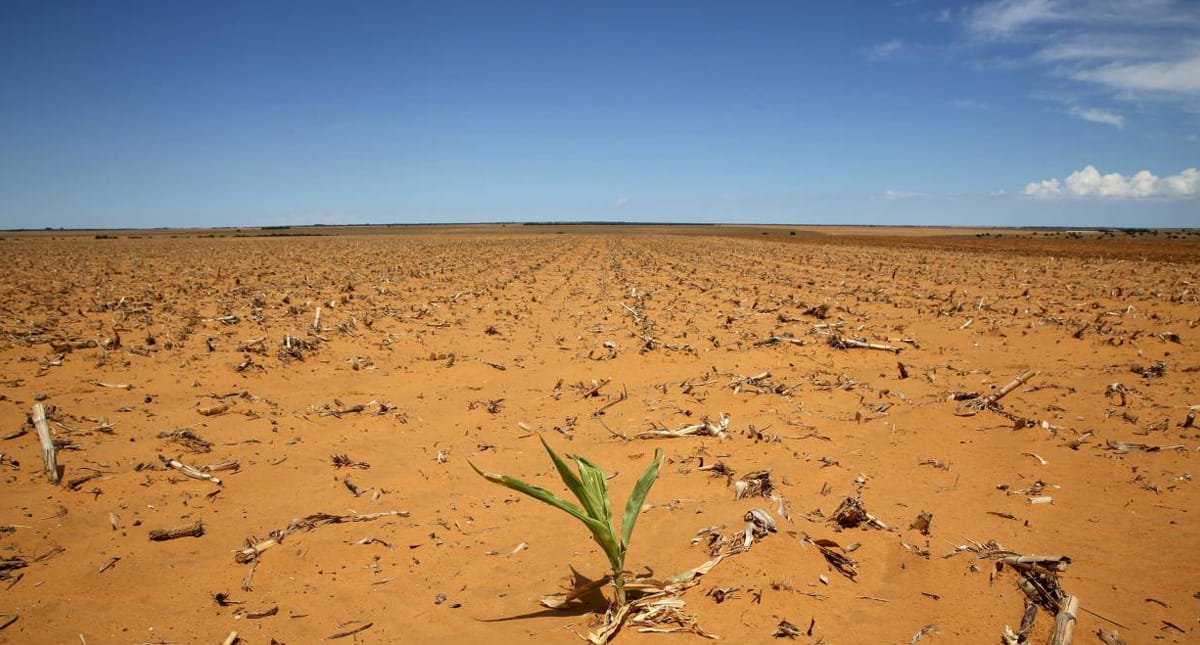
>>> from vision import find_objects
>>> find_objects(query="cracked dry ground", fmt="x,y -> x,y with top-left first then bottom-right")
0,229 -> 1197,644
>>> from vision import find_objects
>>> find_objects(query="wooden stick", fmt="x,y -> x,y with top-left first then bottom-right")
636,414 -> 729,439
311,306 -> 322,332
241,558 -> 258,591
31,404 -> 60,484
1050,595 -> 1079,645
86,380 -> 133,390
592,386 -> 627,417
234,510 -> 408,563
828,334 -> 902,354
981,370 -> 1038,407
754,336 -> 806,347
1017,599 -> 1038,640
160,455 -> 222,485
148,520 -> 204,541
957,370 -> 1039,416
1002,554 -> 1071,573
620,302 -> 642,322
98,556 -> 119,574
327,622 -> 372,640
203,460 -> 239,473
581,378 -> 611,398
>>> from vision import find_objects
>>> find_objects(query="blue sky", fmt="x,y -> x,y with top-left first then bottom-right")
0,0 -> 1196,228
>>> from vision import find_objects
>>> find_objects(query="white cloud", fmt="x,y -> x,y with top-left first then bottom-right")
1034,35 -> 1156,62
615,197 -> 629,208
969,0 -> 1062,38
1163,168 -> 1200,195
1068,105 -> 1125,127
1072,53 -> 1200,93
869,39 -> 907,61
971,0 -> 1194,36
1023,178 -> 1063,197
1024,165 -> 1200,198
955,0 -> 1200,106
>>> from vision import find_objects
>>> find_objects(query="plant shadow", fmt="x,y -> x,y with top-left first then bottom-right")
476,567 -> 612,623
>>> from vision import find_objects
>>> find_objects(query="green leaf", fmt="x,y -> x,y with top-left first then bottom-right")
575,455 -> 619,558
539,436 -> 598,517
468,441 -> 663,608
621,448 -> 663,550
467,458 -> 601,532
574,456 -> 612,519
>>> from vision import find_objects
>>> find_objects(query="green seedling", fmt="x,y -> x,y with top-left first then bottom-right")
469,436 -> 664,606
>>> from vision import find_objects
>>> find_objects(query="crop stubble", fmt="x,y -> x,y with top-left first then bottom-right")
0,229 -> 1196,643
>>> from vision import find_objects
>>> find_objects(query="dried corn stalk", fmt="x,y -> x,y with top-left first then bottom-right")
584,555 -> 726,644
802,533 -> 859,581
637,414 -> 729,440
831,495 -> 887,530
235,510 -> 409,563
956,370 -> 1038,417
734,470 -> 775,500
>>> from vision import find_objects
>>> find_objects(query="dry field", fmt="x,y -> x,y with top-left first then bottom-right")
1,228 -> 1197,644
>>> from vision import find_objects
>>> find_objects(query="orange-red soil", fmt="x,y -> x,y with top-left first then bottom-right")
1,227 -> 1197,643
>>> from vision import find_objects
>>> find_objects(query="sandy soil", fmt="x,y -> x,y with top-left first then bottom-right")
0,228 -> 1197,644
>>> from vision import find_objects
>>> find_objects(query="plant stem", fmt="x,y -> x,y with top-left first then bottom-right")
613,570 -> 626,606
607,551 -> 627,606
